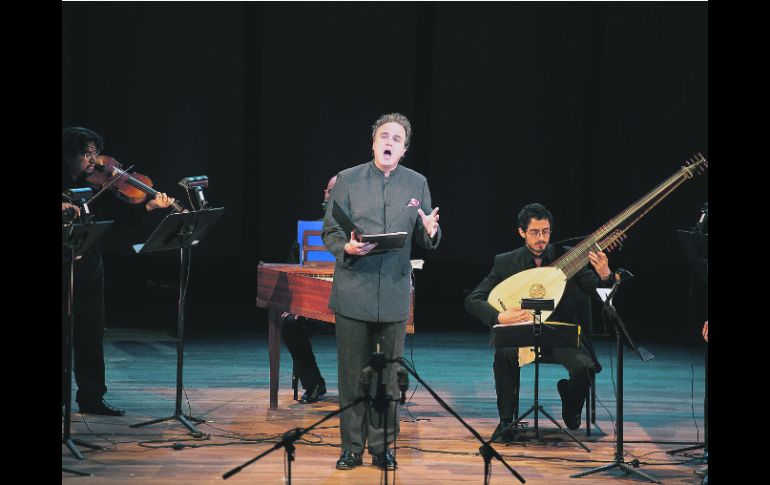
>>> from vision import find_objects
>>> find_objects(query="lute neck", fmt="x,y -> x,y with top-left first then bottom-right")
552,153 -> 707,279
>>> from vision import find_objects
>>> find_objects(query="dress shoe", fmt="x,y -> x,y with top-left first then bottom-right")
491,419 -> 516,444
371,449 -> 397,470
557,379 -> 581,430
77,398 -> 126,416
336,449 -> 363,470
300,382 -> 326,404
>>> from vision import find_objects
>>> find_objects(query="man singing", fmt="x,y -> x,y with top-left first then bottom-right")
322,113 -> 441,470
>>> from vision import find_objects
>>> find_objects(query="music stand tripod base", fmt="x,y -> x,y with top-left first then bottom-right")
130,413 -> 205,435
63,436 -> 104,460
509,403 -> 589,452
62,466 -> 92,477
571,461 -> 662,483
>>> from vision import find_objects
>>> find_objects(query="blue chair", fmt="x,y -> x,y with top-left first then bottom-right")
297,220 -> 334,265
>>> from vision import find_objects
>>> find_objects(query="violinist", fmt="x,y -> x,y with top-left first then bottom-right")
61,127 -> 175,416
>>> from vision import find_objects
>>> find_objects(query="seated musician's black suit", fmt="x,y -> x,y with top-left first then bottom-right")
281,235 -> 326,403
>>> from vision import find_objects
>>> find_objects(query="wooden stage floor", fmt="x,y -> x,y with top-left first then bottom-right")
63,328 -> 706,483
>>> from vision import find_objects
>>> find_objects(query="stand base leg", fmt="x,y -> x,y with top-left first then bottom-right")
508,406 -> 590,452
479,442 -> 526,484
667,443 -> 707,466
695,467 -> 708,485
63,438 -> 103,460
62,466 -> 91,476
510,406 -> 535,426
130,414 -> 204,436
570,461 -> 662,483
63,439 -> 84,460
666,443 -> 704,455
537,406 -> 590,452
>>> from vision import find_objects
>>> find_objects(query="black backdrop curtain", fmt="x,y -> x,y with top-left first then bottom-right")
62,2 -> 708,342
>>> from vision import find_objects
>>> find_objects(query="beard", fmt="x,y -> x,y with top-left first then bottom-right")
527,241 -> 546,255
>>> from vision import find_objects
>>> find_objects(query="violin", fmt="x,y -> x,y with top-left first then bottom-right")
85,155 -> 186,213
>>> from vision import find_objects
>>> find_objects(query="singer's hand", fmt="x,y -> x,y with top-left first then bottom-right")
588,250 -> 611,280
497,309 -> 533,325
146,192 -> 175,211
417,207 -> 440,238
62,202 -> 80,217
702,320 -> 708,343
344,231 -> 377,256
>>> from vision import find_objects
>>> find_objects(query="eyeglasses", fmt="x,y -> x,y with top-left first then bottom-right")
83,144 -> 100,159
526,229 -> 552,237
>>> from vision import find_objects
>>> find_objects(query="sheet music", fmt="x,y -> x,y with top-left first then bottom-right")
492,321 -> 579,367
492,321 -> 535,328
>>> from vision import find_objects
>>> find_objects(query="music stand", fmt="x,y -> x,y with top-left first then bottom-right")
667,230 -> 708,460
676,230 -> 708,284
571,275 -> 660,483
129,208 -> 225,435
496,298 -> 590,452
62,221 -> 112,460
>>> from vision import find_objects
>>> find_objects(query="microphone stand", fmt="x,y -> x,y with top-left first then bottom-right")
224,347 -> 404,484
396,357 -> 526,485
356,344 -> 399,485
222,396 -> 369,482
359,341 -> 409,485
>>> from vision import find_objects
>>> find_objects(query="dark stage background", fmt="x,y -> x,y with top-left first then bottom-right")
62,2 -> 708,343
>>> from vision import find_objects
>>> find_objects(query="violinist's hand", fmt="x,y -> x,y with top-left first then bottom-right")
344,231 -> 377,256
497,309 -> 534,325
62,202 -> 80,217
702,320 -> 708,343
588,250 -> 612,280
146,192 -> 175,211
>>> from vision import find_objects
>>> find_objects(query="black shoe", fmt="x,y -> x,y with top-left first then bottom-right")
372,449 -> 397,470
77,398 -> 126,416
557,379 -> 581,430
300,382 -> 327,404
336,449 -> 363,470
491,420 -> 516,444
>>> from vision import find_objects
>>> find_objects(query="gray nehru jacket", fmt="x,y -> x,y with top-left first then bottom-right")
322,160 -> 441,322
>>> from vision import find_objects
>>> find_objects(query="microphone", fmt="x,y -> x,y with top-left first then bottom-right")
397,367 -> 409,403
359,366 -> 374,396
696,202 -> 708,234
178,175 -> 209,189
614,268 -> 635,282
604,267 -> 634,314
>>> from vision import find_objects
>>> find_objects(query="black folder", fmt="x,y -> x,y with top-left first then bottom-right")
332,201 -> 406,251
